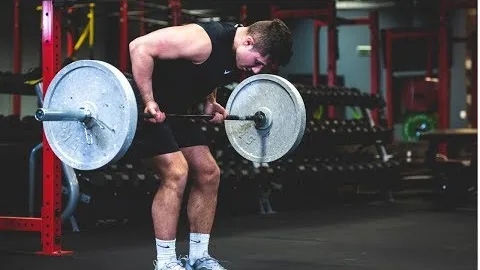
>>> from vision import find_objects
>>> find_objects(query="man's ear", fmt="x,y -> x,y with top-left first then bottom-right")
244,35 -> 254,46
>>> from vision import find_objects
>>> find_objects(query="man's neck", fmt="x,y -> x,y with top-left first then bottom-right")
232,27 -> 248,51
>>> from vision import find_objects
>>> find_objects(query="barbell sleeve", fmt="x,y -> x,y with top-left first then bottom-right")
35,108 -> 91,122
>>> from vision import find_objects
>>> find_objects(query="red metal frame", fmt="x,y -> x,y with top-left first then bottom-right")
337,17 -> 371,25
238,5 -> 248,81
169,0 -> 182,26
389,31 -> 436,39
240,4 -> 247,26
12,0 -> 21,116
437,0 -> 450,131
369,11 -> 380,123
436,0 -> 450,154
66,31 -> 74,57
309,3 -> 379,121
0,217 -> 42,231
313,21 -> 320,87
384,30 -> 437,128
326,1 -> 337,118
0,1 -> 71,256
119,0 -> 128,72
39,1 -> 70,255
271,7 -> 329,19
384,30 -> 393,128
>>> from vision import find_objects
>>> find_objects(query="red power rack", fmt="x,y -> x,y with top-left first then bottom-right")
0,0 -> 71,256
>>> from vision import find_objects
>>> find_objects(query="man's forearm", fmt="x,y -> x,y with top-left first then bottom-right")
130,47 -> 155,105
206,88 -> 217,103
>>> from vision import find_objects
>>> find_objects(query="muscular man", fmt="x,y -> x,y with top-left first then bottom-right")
128,19 -> 293,270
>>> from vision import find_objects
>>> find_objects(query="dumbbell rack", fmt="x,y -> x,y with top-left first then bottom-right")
199,85 -> 401,213
282,85 -> 399,204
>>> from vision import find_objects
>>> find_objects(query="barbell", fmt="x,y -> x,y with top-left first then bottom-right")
35,60 -> 306,170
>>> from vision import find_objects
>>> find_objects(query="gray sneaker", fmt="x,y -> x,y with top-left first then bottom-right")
184,256 -> 227,270
153,259 -> 186,270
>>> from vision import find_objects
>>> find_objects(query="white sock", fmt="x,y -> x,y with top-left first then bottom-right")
155,239 -> 177,266
189,233 -> 210,264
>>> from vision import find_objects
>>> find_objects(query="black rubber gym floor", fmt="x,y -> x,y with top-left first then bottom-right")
0,199 -> 476,270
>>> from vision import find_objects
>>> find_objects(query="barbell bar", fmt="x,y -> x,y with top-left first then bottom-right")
36,108 -> 269,129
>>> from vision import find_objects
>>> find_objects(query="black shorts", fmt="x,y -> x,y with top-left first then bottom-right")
121,74 -> 209,160
123,117 -> 209,160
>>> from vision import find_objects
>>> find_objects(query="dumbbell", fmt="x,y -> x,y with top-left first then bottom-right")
83,171 -> 114,187
353,162 -> 366,172
114,171 -> 130,188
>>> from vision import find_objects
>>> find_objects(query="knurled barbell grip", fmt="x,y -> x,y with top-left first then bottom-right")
142,112 -> 266,127
142,113 -> 257,121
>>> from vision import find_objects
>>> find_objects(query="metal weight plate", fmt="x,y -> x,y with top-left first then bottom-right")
42,60 -> 138,170
225,74 -> 306,163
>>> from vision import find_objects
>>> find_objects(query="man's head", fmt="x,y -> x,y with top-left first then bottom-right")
235,19 -> 293,74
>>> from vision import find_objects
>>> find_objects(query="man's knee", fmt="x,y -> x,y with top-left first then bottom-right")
195,163 -> 221,188
154,157 -> 189,193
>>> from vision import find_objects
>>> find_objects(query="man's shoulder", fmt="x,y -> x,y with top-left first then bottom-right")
193,21 -> 239,32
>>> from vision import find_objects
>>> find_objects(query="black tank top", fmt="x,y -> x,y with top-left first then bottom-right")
151,22 -> 239,113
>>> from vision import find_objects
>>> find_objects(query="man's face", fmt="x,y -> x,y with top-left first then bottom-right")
235,37 -> 270,74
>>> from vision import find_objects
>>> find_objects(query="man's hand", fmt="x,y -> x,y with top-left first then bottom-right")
204,101 -> 228,124
144,101 -> 166,123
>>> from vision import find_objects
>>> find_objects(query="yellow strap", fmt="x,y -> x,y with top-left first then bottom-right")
25,78 -> 42,85
72,3 -> 95,52
89,3 -> 95,47
74,23 -> 90,51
